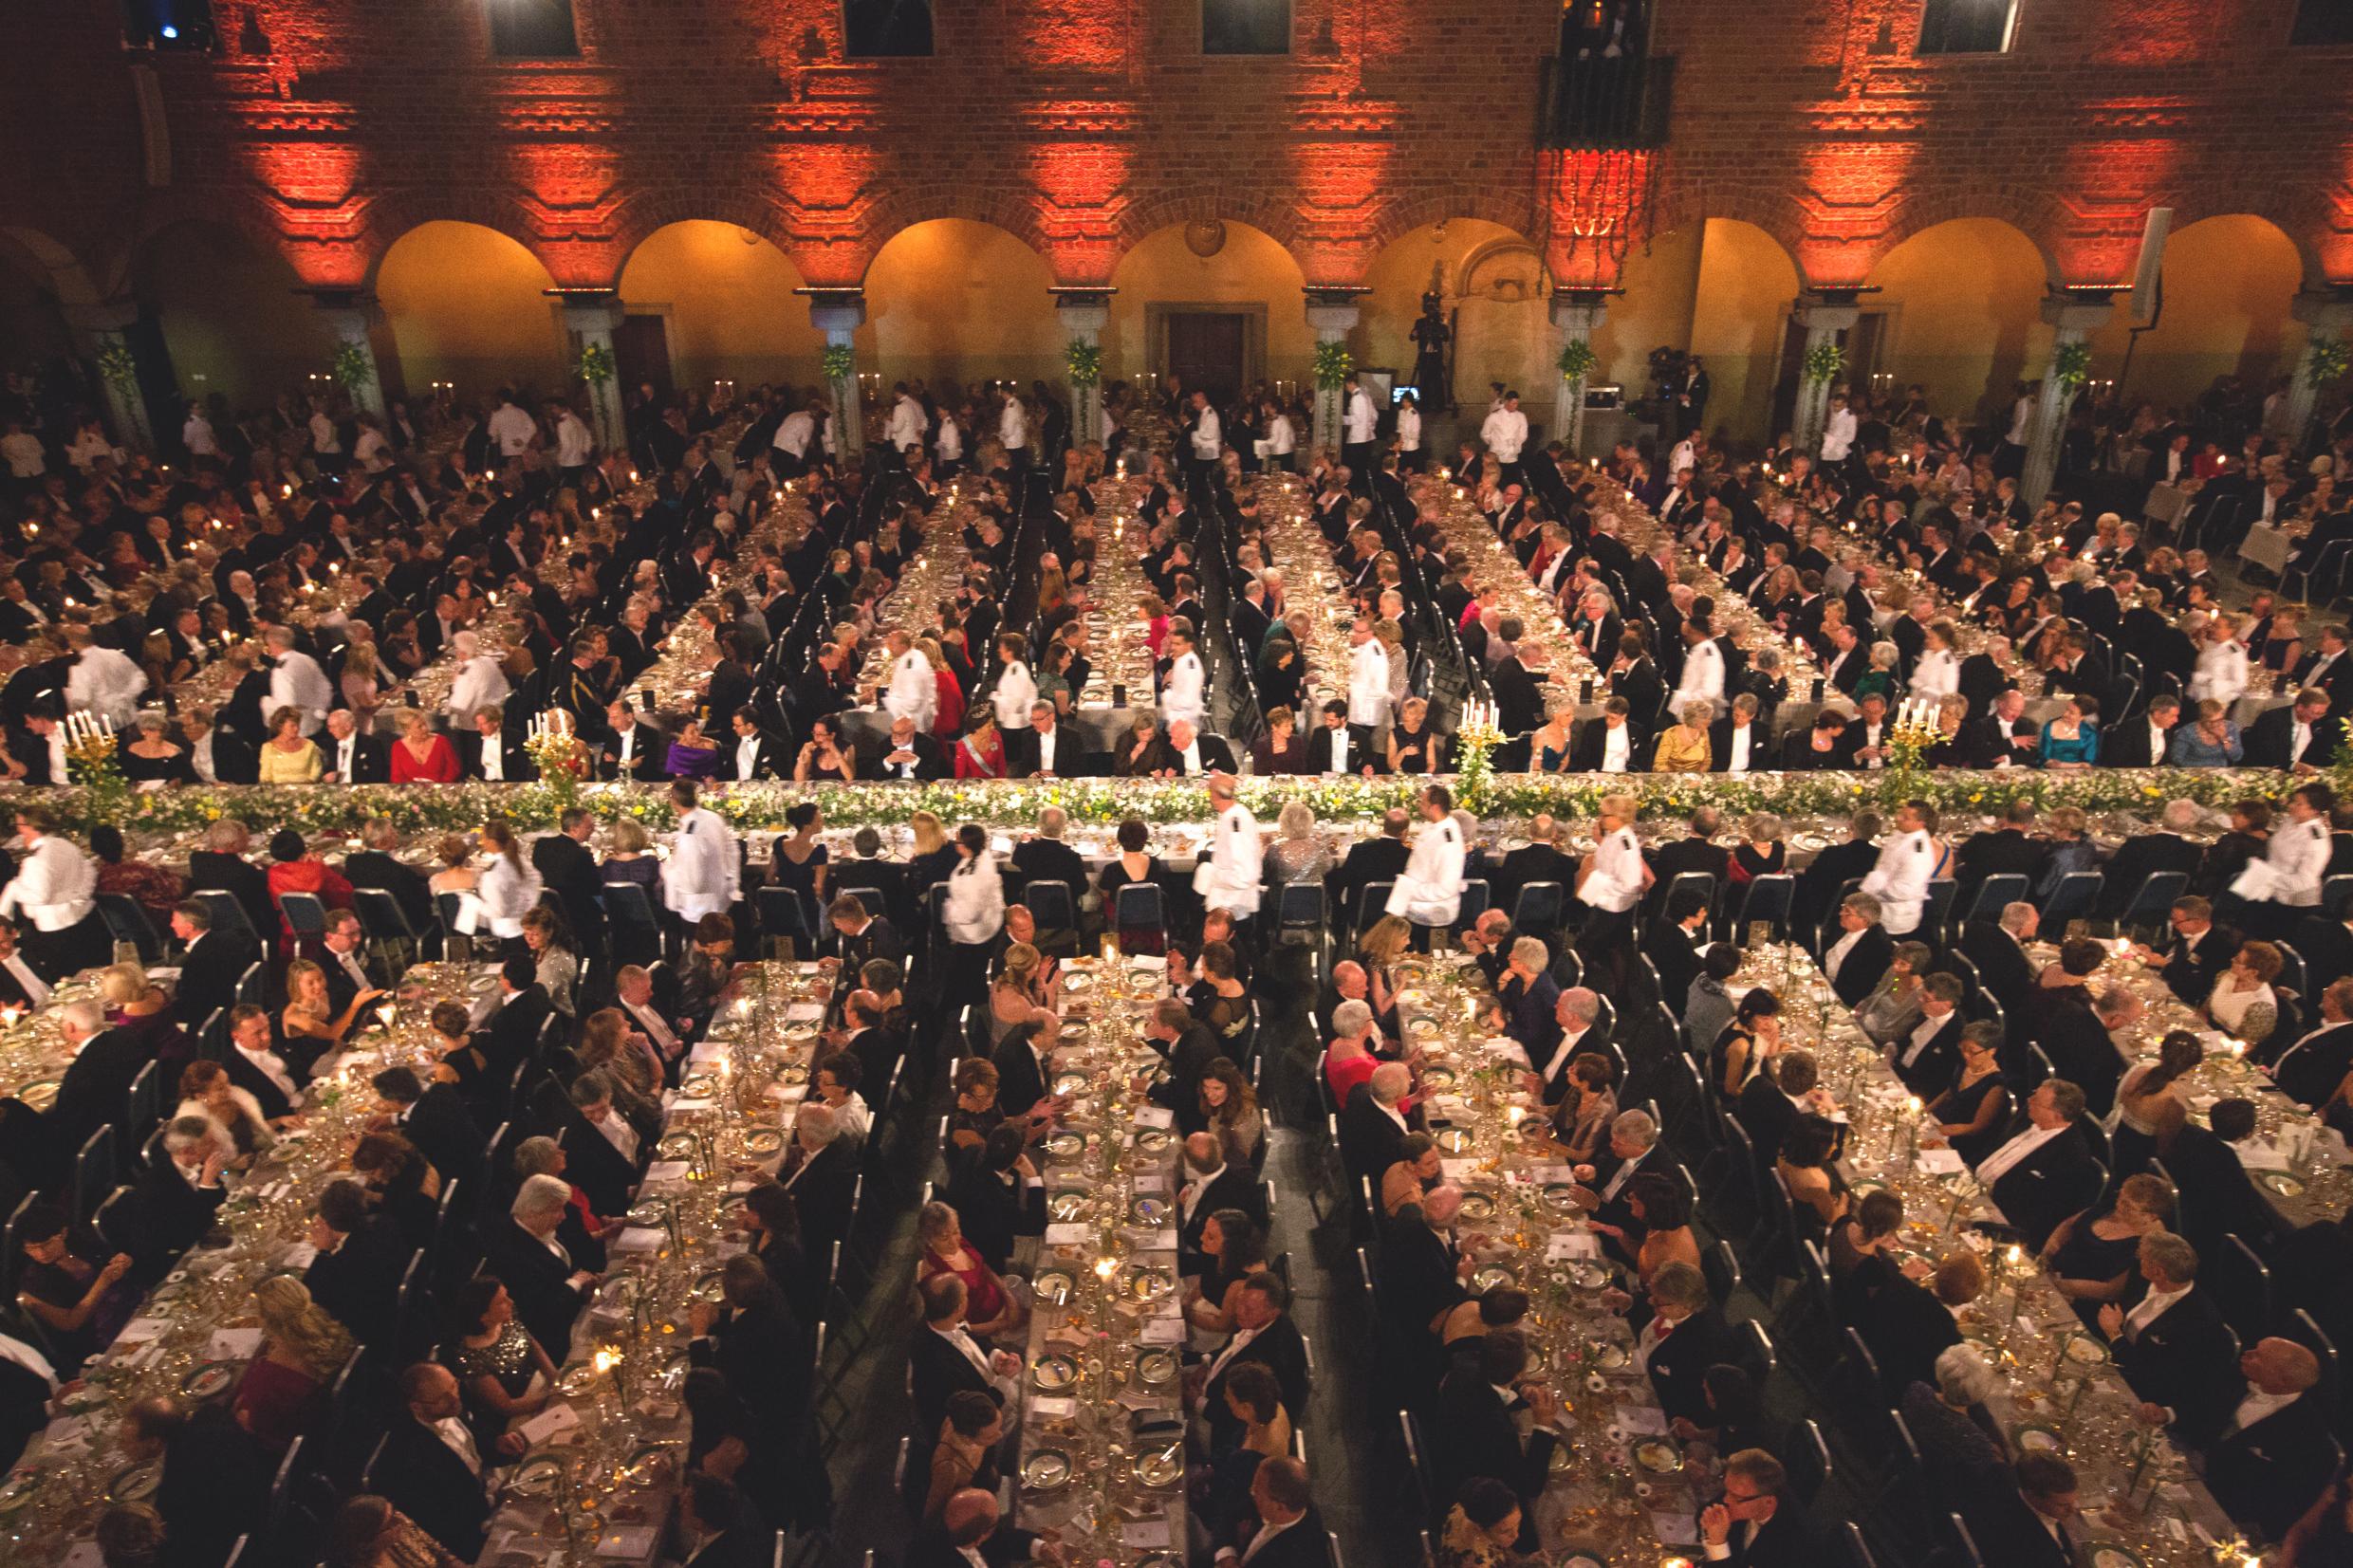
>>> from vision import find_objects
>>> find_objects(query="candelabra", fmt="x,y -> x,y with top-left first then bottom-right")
1454,696 -> 1506,814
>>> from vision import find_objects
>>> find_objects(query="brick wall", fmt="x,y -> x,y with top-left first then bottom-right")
2,0 -> 2349,306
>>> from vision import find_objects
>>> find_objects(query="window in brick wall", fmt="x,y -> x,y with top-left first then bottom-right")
1917,0 -> 2019,53
1204,0 -> 1290,55
2292,0 -> 2353,45
844,0 -> 935,56
489,0 -> 582,58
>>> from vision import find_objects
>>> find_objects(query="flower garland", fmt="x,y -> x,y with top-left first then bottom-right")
331,340 -> 374,392
821,343 -> 857,383
1557,340 -> 1599,384
1313,340 -> 1353,391
577,341 -> 617,386
2310,336 -> 2351,390
2051,339 -> 2093,394
1065,339 -> 1103,387
9,766 -> 2294,840
95,341 -> 139,393
1802,341 -> 1846,386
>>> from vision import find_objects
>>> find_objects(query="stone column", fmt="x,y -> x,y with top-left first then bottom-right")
559,294 -> 626,453
801,288 -> 866,462
1550,290 -> 1611,459
2021,292 -> 2116,510
1053,290 -> 1113,455
309,292 -> 387,418
67,302 -> 153,452
2285,292 -> 2353,454
1789,303 -> 1859,456
1305,290 -> 1365,455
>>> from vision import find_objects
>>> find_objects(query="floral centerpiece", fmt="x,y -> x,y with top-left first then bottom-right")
1453,696 -> 1507,815
1881,696 -> 1945,804
523,710 -> 589,823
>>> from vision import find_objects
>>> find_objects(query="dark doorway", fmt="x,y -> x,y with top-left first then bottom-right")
1166,312 -> 1247,406
613,314 -> 673,400
124,308 -> 184,456
1769,310 -> 1885,441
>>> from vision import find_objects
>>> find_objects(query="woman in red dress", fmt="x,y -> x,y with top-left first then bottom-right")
953,710 -> 1008,780
388,709 -> 459,784
916,1200 -> 1024,1342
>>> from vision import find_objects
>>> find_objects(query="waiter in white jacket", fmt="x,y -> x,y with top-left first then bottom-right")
1668,621 -> 1724,719
1860,800 -> 1944,936
1195,773 -> 1264,924
1345,619 -> 1393,751
991,634 -> 1038,729
662,783 -> 739,924
879,631 -> 937,734
0,804 -> 110,977
1386,785 -> 1466,945
1574,792 -> 1650,987
942,822 -> 1007,1018
1342,377 -> 1380,473
2236,781 -> 2334,927
1161,628 -> 1206,729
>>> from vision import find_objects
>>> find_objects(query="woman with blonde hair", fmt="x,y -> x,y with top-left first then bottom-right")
233,1276 -> 356,1450
340,641 -> 383,730
989,941 -> 1060,1046
1653,697 -> 1713,773
1358,914 -> 1411,1028
176,1059 -> 278,1157
908,810 -> 960,895
1265,800 -> 1334,885
284,958 -> 390,1058
428,833 -> 479,896
100,961 -> 189,1066
599,816 -> 663,907
257,705 -> 323,784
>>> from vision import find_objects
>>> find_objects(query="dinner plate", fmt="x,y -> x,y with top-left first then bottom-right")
657,1133 -> 698,1161
2061,1333 -> 2111,1367
2261,1171 -> 2307,1198
1048,1190 -> 1090,1222
1547,1443 -> 1575,1475
1031,1354 -> 1079,1393
1052,1070 -> 1092,1096
779,1061 -> 811,1086
1065,974 -> 1093,994
1034,1267 -> 1077,1306
2012,1424 -> 2065,1454
1458,1190 -> 1496,1223
16,1080 -> 57,1113
1128,1196 -> 1169,1227
509,1453 -> 566,1499
1592,1342 -> 1629,1371
626,1198 -> 671,1227
678,1074 -> 719,1098
1135,1447 -> 1183,1487
1132,1128 -> 1173,1155
1435,1129 -> 1473,1154
180,1361 -> 237,1400
1472,1264 -> 1516,1294
1570,1261 -> 1612,1290
1135,1348 -> 1179,1387
1127,1264 -> 1176,1301
1421,1066 -> 1458,1093
106,1464 -> 160,1503
2088,1546 -> 2146,1568
742,1127 -> 786,1157
1022,1448 -> 1074,1490
1541,1183 -> 1582,1214
1408,1019 -> 1439,1041
1634,1439 -> 1682,1474
691,1268 -> 727,1303
558,1361 -> 602,1397
620,1444 -> 677,1488
1044,1130 -> 1084,1158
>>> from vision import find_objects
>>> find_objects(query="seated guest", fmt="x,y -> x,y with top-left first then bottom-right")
352,1129 -> 445,1250
1926,1024 -> 2011,1168
1699,1448 -> 1809,1568
1853,940 -> 1932,1046
484,1176 -> 601,1356
2167,698 -> 2243,766
917,1200 -> 1023,1344
231,1275 -> 353,1452
282,958 -> 390,1077
1199,1274 -> 1309,1454
1823,892 -> 1894,1007
303,1177 -> 410,1349
88,823 -> 183,925
1209,1456 -> 1322,1568
1974,1079 -> 2104,1251
1639,1261 -> 1737,1424
2204,1337 -> 2333,1540
1430,1331 -> 1561,1550
375,1362 -> 522,1560
12,1198 -> 135,1369
2207,939 -> 2282,1045
176,1059 -> 277,1166
1898,1345 -> 2010,1502
2095,1230 -> 2238,1444
136,1115 -> 232,1266
264,829 -> 355,945
1778,710 -> 1851,769
112,1396 -> 272,1568
439,1275 -> 558,1430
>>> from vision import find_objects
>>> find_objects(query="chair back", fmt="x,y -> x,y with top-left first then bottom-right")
2038,871 -> 2103,930
1114,881 -> 1166,937
94,893 -> 163,963
2119,870 -> 2190,932
1025,880 -> 1078,933
197,890 -> 263,946
1734,875 -> 1796,940
278,891 -> 330,938
73,1126 -> 118,1220
350,887 -> 417,944
1510,880 -> 1564,932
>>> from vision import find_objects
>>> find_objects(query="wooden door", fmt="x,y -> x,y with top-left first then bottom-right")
613,314 -> 673,399
1165,312 -> 1247,405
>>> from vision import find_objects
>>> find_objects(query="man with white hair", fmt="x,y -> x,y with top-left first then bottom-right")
779,1099 -> 859,1255
1010,805 -> 1089,914
1,805 -> 107,979
143,1114 -> 231,1256
264,626 -> 333,736
489,1173 -> 602,1353
1529,987 -> 1603,1104
1340,1060 -> 1416,1184
1195,772 -> 1263,923
445,630 -> 510,728
48,997 -> 146,1155
2097,800 -> 2205,923
877,630 -> 936,733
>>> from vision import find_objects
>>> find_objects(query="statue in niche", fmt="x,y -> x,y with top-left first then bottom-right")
1410,291 -> 1454,415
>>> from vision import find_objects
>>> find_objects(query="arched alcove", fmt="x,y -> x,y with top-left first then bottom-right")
1109,221 -> 1308,402
1866,217 -> 2053,426
0,231 -> 77,373
2085,214 -> 2306,407
130,220 -> 337,409
1688,218 -> 1803,443
377,221 -> 565,395
619,220 -> 824,393
861,219 -> 1063,390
